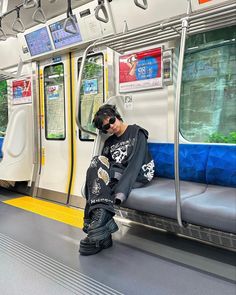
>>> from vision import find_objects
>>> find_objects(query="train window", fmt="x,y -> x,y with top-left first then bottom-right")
78,53 -> 104,141
180,26 -> 236,143
44,63 -> 66,140
0,80 -> 8,137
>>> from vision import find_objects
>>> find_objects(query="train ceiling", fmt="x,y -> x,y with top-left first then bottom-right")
0,0 -> 92,36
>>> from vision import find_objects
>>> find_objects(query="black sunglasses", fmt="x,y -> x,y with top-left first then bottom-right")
102,116 -> 116,132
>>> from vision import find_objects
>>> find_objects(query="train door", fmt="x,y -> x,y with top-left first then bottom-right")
37,55 -> 73,204
69,50 -> 109,207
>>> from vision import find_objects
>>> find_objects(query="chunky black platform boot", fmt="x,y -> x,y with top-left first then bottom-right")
87,209 -> 118,241
79,235 -> 112,256
82,218 -> 90,234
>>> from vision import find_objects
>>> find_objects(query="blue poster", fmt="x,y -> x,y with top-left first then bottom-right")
84,79 -> 98,95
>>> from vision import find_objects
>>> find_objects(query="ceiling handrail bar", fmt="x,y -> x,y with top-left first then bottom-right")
12,7 -> 25,33
63,0 -> 78,34
134,0 -> 148,10
107,1 -> 235,43
32,0 -> 46,24
95,0 -> 109,23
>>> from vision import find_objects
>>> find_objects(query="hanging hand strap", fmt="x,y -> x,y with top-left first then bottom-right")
32,0 -> 47,24
95,0 -> 109,23
63,0 -> 78,34
134,0 -> 148,10
12,7 -> 25,33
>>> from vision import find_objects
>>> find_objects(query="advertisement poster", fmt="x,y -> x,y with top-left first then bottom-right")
119,47 -> 162,92
83,79 -> 98,95
47,85 -> 60,100
12,79 -> 32,104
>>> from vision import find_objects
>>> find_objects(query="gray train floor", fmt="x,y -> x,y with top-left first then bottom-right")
0,191 -> 235,295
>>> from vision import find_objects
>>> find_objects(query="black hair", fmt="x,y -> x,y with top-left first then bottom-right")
93,104 -> 123,130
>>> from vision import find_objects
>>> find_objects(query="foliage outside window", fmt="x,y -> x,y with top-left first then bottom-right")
44,64 -> 66,140
180,26 -> 236,143
0,80 -> 8,136
78,54 -> 104,141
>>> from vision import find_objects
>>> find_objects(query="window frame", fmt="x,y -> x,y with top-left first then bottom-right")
44,62 -> 66,141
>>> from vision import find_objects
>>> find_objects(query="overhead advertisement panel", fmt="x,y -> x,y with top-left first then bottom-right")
49,17 -> 82,49
25,27 -> 53,57
119,47 -> 163,92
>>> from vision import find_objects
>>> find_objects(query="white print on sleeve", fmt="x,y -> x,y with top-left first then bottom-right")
142,160 -> 155,181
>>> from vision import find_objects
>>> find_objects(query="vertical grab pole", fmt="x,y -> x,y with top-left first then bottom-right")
174,0 -> 191,227
75,42 -> 97,136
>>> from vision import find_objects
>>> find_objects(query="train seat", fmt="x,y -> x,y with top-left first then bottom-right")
182,185 -> 236,233
182,145 -> 236,233
123,143 -> 236,233
124,178 -> 206,220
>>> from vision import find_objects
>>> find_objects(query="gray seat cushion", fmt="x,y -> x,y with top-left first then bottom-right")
182,185 -> 236,233
124,178 -> 207,220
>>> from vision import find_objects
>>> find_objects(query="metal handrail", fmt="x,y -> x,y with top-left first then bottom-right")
12,7 -> 25,33
63,0 -> 78,34
173,0 -> 192,228
95,0 -> 109,23
134,0 -> 148,10
75,41 -> 99,137
32,0 -> 46,24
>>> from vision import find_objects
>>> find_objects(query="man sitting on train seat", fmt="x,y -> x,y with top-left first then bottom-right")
79,104 -> 155,255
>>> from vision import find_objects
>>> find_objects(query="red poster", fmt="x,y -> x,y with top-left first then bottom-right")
119,47 -> 162,92
199,0 -> 212,4
12,79 -> 32,104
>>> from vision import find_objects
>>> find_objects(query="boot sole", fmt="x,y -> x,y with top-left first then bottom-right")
79,236 -> 112,256
87,218 -> 119,242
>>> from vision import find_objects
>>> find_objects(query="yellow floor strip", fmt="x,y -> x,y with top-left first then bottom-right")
3,197 -> 84,229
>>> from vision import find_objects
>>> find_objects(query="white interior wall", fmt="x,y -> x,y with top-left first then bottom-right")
110,0 -> 188,33
114,40 -> 177,143
0,38 -> 20,69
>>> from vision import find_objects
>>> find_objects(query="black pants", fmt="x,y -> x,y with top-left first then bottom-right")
84,156 -> 117,220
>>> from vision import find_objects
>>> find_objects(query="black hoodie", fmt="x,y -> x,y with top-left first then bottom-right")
102,124 -> 155,203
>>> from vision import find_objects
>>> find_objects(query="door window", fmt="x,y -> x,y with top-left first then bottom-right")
0,80 -> 8,137
44,63 -> 66,140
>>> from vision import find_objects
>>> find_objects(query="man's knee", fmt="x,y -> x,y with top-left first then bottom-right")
98,156 -> 110,169
89,156 -> 110,169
